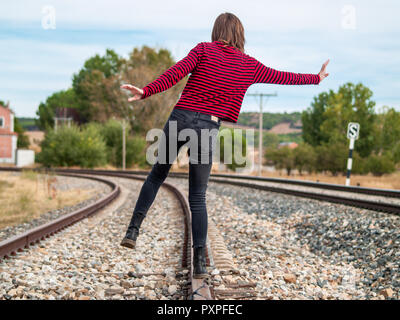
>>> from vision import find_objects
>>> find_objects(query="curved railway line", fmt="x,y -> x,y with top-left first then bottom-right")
1,167 -> 399,300
57,168 -> 400,215
0,168 -> 213,300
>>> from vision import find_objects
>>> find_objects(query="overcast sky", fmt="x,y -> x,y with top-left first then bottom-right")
1,0 -> 399,117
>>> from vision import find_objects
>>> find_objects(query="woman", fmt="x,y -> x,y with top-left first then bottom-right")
120,12 -> 329,278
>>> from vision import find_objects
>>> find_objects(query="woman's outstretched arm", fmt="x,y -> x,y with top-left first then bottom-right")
252,58 -> 329,85
121,42 -> 204,101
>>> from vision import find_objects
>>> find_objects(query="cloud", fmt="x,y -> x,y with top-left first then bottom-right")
0,0 -> 399,117
1,0 -> 400,32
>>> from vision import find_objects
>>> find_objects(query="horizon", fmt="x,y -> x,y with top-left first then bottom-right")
1,1 -> 399,117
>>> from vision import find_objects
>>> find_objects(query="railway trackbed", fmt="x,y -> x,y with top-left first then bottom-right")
1,167 -> 399,300
0,168 -> 214,300
89,169 -> 400,215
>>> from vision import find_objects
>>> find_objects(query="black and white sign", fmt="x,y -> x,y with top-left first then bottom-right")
347,122 -> 360,140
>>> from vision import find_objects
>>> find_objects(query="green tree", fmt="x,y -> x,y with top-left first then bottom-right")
266,147 -> 295,175
121,45 -> 188,133
293,143 -> 317,174
37,124 -> 107,168
14,118 -> 30,148
72,49 -> 123,123
36,88 -> 78,130
375,107 -> 400,158
365,154 -> 396,176
263,132 -> 280,148
393,141 -> 400,164
74,46 -> 188,134
302,91 -> 331,146
219,128 -> 248,171
90,120 -> 147,168
351,151 -> 368,175
315,142 -> 348,175
302,83 -> 377,157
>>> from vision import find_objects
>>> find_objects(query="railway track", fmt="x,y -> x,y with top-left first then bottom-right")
1,167 -> 399,300
55,168 -> 400,215
0,168 -> 213,300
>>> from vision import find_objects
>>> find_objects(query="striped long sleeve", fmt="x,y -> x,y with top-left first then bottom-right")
141,42 -> 203,99
252,59 -> 320,85
136,40 -> 321,123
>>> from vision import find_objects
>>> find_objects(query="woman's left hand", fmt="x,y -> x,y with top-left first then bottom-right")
120,84 -> 144,101
318,59 -> 330,82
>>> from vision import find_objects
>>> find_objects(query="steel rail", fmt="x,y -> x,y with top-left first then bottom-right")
56,168 -> 400,198
53,168 -> 400,215
10,167 -> 400,297
0,167 -> 214,300
0,169 -> 120,260
53,169 -> 214,300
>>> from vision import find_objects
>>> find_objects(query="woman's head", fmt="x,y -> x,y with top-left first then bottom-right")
211,12 -> 245,53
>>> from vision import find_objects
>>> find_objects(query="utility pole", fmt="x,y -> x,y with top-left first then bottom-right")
247,92 -> 277,176
122,119 -> 126,171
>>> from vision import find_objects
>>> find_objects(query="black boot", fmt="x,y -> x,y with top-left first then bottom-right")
193,246 -> 208,278
120,212 -> 145,249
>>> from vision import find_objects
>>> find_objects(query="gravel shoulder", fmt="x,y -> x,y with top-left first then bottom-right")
0,177 -> 188,300
211,176 -> 400,205
167,176 -> 400,300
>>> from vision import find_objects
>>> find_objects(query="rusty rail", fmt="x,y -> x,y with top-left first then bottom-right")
0,170 -> 120,260
53,169 -> 214,300
84,169 -> 400,215
0,168 -> 213,300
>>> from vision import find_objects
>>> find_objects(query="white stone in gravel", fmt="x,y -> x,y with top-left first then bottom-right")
211,269 -> 220,275
167,285 -> 177,295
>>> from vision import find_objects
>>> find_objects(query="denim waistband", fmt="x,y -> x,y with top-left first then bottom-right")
174,108 -> 221,124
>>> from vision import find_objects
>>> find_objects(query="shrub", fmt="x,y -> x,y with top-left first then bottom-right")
393,141 -> 400,164
219,128 -> 248,171
95,120 -> 147,168
351,152 -> 368,175
37,125 -> 107,168
365,154 -> 396,176
315,143 -> 348,175
293,143 -> 317,174
266,146 -> 295,175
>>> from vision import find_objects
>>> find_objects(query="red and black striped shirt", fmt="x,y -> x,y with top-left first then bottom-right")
141,40 -> 320,123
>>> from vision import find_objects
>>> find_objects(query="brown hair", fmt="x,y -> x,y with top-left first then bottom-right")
211,12 -> 245,53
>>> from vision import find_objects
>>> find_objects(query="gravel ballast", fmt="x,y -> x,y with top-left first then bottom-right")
0,177 -> 188,300
167,176 -> 400,300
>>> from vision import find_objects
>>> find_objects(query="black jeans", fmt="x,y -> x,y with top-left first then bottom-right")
130,108 -> 221,247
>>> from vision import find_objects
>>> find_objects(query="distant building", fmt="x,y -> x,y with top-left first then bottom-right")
278,142 -> 298,149
0,104 -> 18,163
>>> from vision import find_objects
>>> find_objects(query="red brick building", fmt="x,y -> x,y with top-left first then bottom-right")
0,104 -> 18,163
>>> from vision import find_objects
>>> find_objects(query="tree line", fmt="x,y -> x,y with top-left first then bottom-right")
33,45 -> 400,174
266,83 -> 400,176
35,46 -> 190,168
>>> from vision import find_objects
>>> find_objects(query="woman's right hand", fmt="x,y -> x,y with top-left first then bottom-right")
318,59 -> 330,82
120,84 -> 144,101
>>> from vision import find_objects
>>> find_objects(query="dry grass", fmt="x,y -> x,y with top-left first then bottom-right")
246,170 -> 400,190
0,171 -> 97,229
